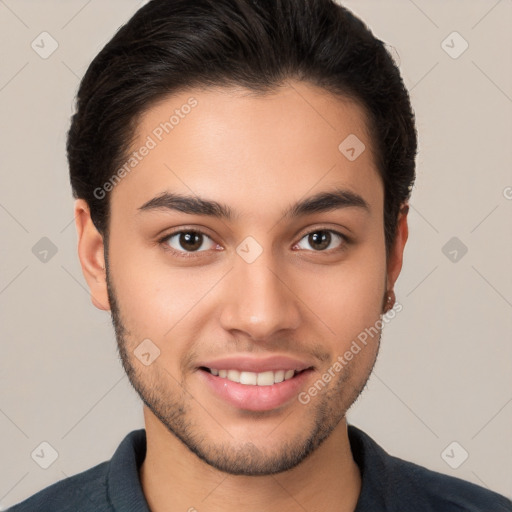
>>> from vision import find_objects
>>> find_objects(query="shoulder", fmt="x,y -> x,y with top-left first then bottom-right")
7,429 -> 147,512
7,461 -> 111,511
389,455 -> 512,511
348,425 -> 512,511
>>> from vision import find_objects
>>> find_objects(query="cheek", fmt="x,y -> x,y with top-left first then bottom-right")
293,244 -> 387,342
108,237 -> 222,344
114,273 -> 191,337
107,234 -> 177,336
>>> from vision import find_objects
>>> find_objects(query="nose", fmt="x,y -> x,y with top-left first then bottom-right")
219,251 -> 301,341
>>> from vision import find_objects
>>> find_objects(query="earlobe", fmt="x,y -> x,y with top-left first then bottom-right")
385,203 -> 409,293
74,199 -> 111,311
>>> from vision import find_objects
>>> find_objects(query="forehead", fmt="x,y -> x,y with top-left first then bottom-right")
110,81 -> 383,221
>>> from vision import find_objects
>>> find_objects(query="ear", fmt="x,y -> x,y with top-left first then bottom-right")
386,203 -> 409,292
74,199 -> 110,311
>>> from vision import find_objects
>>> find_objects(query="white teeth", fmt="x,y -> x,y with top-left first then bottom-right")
227,369 -> 240,383
257,371 -> 275,386
274,370 -> 285,383
208,368 -> 300,386
239,371 -> 257,385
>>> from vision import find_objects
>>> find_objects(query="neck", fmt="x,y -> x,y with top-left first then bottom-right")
139,407 -> 361,512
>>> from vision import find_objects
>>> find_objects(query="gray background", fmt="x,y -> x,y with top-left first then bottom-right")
1,0 -> 511,508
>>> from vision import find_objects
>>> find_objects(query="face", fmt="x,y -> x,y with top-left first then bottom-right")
86,81 -> 406,476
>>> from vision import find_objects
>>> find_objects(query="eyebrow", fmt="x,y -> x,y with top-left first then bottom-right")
137,187 -> 370,220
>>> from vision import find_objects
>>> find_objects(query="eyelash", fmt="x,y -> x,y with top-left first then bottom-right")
157,227 -> 350,259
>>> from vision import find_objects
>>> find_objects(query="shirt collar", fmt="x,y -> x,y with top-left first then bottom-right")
348,424 -> 395,510
107,428 -> 151,512
106,425 -> 387,511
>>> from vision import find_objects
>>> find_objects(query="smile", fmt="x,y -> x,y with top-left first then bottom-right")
198,366 -> 314,411
202,367 -> 302,386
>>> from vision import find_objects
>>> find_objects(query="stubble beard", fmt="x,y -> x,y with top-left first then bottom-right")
105,267 -> 380,476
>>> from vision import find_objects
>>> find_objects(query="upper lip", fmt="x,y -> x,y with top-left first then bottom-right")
197,355 -> 314,373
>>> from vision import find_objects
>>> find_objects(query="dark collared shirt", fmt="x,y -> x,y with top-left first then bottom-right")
8,425 -> 512,511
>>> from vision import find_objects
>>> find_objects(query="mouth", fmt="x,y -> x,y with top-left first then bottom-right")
199,366 -> 309,386
197,365 -> 315,412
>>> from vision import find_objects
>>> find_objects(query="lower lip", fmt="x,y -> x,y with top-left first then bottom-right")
198,368 -> 314,412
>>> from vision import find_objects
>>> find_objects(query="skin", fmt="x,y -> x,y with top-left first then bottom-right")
75,80 -> 408,512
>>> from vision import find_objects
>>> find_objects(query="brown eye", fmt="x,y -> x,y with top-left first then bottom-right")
163,231 -> 216,253
295,230 -> 346,252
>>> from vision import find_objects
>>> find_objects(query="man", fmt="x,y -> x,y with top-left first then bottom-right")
9,0 -> 512,510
